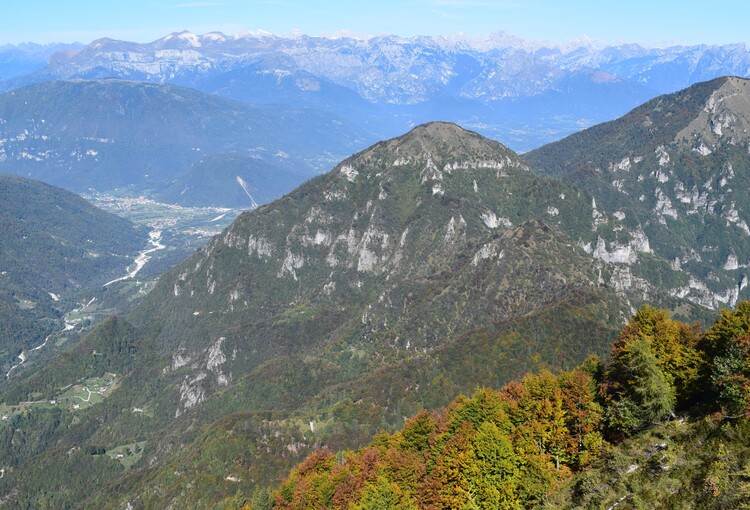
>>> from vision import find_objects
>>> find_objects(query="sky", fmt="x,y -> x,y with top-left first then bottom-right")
3,0 -> 749,47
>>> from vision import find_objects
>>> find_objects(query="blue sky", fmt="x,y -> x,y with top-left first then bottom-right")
4,0 -> 749,46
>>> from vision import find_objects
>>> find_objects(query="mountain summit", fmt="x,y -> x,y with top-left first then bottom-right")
105,122 -> 630,505
676,76 -> 750,145
131,121 -> 608,371
0,122 -> 638,508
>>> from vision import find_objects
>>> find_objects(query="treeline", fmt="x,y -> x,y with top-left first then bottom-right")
259,303 -> 750,509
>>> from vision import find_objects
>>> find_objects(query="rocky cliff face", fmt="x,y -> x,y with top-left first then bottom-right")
133,122 -> 595,381
527,77 -> 750,310
125,122 -> 705,424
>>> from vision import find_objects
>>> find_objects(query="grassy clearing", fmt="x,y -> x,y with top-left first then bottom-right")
0,373 -> 118,419
56,373 -> 117,409
106,441 -> 147,470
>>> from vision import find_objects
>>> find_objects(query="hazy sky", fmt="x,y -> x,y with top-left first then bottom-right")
4,0 -> 749,47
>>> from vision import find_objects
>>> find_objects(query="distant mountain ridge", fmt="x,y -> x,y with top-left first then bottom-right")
18,30 -> 750,100
155,152 -> 313,208
0,79 -> 374,206
6,30 -> 750,150
0,32 -> 736,151
0,42 -> 81,81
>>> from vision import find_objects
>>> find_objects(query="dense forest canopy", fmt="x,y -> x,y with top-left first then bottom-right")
257,303 -> 750,510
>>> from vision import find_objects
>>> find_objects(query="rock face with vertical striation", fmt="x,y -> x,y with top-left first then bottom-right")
527,77 -> 750,310
131,122 -> 616,385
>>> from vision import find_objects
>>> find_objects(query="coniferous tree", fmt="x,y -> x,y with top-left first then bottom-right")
701,303 -> 750,416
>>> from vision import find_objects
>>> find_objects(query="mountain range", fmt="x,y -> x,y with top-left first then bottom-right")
3,31 -> 750,151
528,76 -> 750,311
0,42 -> 80,81
2,31 -> 749,212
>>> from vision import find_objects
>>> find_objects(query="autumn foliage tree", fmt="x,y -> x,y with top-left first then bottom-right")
604,305 -> 702,435
271,303 -> 750,509
700,302 -> 750,416
274,368 -> 602,509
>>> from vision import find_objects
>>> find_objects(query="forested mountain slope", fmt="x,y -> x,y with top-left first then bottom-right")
0,174 -> 145,374
527,77 -> 750,311
0,122 -> 711,508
